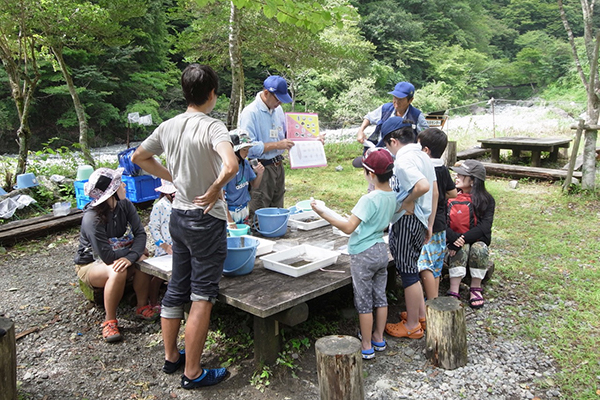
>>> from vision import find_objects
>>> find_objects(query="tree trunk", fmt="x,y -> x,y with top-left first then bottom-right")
582,129 -> 598,189
51,46 -> 96,168
227,2 -> 244,130
0,38 -> 40,180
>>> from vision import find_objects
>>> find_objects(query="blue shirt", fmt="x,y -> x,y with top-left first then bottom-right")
224,159 -> 256,208
239,92 -> 287,160
349,190 -> 397,255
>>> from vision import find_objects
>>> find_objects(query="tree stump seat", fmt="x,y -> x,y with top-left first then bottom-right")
425,297 -> 467,370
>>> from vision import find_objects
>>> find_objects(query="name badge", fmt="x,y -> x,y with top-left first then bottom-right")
269,129 -> 278,138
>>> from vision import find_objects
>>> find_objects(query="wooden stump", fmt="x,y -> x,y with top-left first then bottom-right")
425,297 -> 467,370
315,335 -> 363,400
0,317 -> 17,400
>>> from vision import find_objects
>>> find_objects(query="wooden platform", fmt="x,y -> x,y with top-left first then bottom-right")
139,226 -> 394,365
0,209 -> 83,246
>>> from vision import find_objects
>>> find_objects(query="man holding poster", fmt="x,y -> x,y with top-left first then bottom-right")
239,75 -> 295,214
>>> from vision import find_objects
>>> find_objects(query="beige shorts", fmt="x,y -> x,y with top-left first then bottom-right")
75,260 -> 105,287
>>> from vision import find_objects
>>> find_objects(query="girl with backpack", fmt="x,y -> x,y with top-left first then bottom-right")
446,160 -> 495,309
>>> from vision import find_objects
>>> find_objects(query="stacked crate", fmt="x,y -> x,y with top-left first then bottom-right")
118,147 -> 161,203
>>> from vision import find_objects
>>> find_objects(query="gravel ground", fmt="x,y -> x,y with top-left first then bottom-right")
0,227 -> 563,400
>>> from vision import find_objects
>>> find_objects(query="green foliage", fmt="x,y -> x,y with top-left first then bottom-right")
250,365 -> 272,392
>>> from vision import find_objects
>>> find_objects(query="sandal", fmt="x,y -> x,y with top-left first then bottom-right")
469,287 -> 484,309
361,348 -> 375,360
446,290 -> 460,300
136,304 -> 160,320
399,311 -> 427,331
101,319 -> 122,343
384,320 -> 423,339
371,339 -> 387,352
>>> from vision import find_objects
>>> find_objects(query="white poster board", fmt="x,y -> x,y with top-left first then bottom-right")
288,140 -> 327,169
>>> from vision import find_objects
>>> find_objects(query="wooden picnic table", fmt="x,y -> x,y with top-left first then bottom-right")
477,136 -> 572,167
138,225 -> 393,364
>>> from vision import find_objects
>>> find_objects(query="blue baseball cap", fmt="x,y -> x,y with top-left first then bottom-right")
264,75 -> 292,103
388,81 -> 415,98
376,117 -> 415,147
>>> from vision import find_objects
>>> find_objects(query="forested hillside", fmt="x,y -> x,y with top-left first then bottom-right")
0,0 -> 593,154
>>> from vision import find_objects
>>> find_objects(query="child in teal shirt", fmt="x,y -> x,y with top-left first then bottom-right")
311,148 -> 397,359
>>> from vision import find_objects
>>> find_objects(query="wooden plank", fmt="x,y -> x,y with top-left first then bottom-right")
0,209 -> 82,233
0,209 -> 83,245
456,146 -> 490,160
481,162 -> 582,181
478,136 -> 572,147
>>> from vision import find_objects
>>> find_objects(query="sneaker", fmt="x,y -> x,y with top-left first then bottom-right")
101,319 -> 122,343
361,348 -> 375,360
163,349 -> 185,374
181,368 -> 228,389
136,305 -> 159,320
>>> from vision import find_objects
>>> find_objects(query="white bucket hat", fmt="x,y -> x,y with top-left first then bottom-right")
155,179 -> 177,194
84,167 -> 124,206
230,130 -> 256,152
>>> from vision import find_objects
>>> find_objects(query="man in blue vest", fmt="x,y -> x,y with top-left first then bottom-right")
356,82 -> 429,148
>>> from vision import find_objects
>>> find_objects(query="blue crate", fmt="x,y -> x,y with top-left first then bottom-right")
74,180 -> 93,209
122,175 -> 161,203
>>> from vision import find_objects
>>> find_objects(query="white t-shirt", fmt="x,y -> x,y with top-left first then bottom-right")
141,112 -> 231,220
391,143 -> 437,228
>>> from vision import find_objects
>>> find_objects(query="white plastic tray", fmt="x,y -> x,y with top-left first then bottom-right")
260,245 -> 340,277
240,235 -> 275,256
288,211 -> 330,231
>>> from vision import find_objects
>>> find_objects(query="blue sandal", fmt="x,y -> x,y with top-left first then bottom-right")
361,348 -> 375,360
371,339 -> 387,352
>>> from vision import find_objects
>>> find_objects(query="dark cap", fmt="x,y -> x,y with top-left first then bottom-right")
263,75 -> 292,103
450,160 -> 486,181
352,148 -> 394,175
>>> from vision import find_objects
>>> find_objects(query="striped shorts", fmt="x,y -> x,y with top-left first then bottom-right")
388,214 -> 426,275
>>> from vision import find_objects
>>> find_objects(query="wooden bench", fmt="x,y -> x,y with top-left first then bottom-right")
478,136 -> 572,167
0,208 -> 83,246
456,146 -> 490,160
137,226 -> 388,365
480,161 -> 582,181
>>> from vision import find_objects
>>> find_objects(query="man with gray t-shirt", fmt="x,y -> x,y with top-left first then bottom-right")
132,64 -> 237,389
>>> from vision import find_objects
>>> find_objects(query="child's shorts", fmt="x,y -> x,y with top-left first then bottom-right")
417,231 -> 446,279
350,242 -> 389,314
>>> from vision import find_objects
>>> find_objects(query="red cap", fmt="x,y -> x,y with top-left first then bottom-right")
352,148 -> 394,175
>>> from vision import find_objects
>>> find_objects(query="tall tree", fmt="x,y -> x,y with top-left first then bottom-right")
0,0 -> 41,180
558,0 -> 599,189
36,0 -> 147,167
193,0 -> 357,127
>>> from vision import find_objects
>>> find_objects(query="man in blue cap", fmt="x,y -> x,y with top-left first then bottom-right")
239,75 -> 296,214
356,81 -> 429,148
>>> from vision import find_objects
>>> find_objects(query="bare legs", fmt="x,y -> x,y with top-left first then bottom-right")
420,269 -> 439,301
162,300 -> 213,380
359,307 -> 388,350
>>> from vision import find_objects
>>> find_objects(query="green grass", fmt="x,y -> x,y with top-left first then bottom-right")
285,143 -> 600,399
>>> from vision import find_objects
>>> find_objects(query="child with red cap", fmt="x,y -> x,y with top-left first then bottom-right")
311,147 -> 397,359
